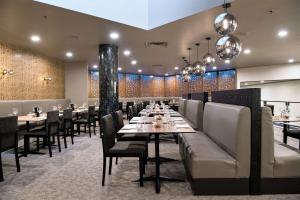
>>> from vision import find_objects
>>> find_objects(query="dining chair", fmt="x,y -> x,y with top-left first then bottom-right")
0,116 -> 20,182
59,109 -> 74,148
101,114 -> 146,187
128,106 -> 134,121
132,104 -> 138,117
73,106 -> 96,137
22,110 -> 61,158
126,102 -> 134,119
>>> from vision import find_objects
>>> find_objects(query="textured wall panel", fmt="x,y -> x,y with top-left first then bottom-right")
181,79 -> 190,96
126,74 -> 140,98
152,77 -> 165,97
88,71 -> 99,98
140,75 -> 153,97
118,73 -> 126,98
218,70 -> 236,91
190,74 -> 203,93
165,76 -> 180,97
0,42 -> 65,100
203,72 -> 218,96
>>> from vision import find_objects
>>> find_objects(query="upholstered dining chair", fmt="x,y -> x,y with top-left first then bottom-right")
59,109 -> 74,148
0,116 -> 20,182
101,114 -> 146,187
22,110 -> 61,158
128,106 -> 134,121
73,106 -> 96,137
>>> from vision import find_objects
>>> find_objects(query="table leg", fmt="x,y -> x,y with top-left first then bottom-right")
155,134 -> 160,193
283,124 -> 288,144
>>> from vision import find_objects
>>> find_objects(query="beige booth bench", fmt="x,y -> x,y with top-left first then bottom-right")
179,102 -> 251,195
260,107 -> 300,194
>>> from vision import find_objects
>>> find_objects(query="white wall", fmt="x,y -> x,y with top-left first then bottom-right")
237,63 -> 300,117
65,62 -> 88,106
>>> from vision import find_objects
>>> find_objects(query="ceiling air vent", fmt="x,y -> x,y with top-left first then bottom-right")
145,42 -> 168,48
151,64 -> 163,67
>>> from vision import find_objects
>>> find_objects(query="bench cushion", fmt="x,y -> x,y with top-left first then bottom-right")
178,99 -> 187,116
185,100 -> 203,131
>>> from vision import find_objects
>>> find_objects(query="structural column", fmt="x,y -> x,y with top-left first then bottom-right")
99,44 -> 119,120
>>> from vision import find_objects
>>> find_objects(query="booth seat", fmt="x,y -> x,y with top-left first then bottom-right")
260,107 -> 300,194
178,99 -> 187,116
179,102 -> 251,195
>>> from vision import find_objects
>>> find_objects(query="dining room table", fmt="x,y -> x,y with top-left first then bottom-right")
272,116 -> 300,145
139,109 -> 182,117
118,116 -> 196,193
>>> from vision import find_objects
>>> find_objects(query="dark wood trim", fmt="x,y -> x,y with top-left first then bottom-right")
211,88 -> 261,195
261,178 -> 300,194
191,92 -> 208,104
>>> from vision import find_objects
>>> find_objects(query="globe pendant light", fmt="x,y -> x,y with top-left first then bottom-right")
214,2 -> 237,35
214,1 -> 242,60
180,57 -> 191,82
186,48 -> 193,74
192,43 -> 206,76
203,37 -> 215,66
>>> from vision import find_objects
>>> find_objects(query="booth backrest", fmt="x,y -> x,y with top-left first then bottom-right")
185,100 -> 203,130
261,107 -> 275,177
178,99 -> 187,116
0,99 -> 71,116
203,102 -> 251,177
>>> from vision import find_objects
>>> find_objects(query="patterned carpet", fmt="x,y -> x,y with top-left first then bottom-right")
0,132 -> 299,200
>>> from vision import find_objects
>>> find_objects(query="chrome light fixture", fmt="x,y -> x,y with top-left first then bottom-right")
1,69 -> 14,77
214,1 -> 241,60
180,57 -> 191,82
192,43 -> 206,76
203,37 -> 215,66
44,76 -> 52,81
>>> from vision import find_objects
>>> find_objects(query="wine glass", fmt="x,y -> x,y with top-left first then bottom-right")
12,108 -> 18,116
58,104 -> 62,111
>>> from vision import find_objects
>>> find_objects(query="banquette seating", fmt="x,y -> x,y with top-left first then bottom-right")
260,107 -> 300,194
179,102 -> 251,195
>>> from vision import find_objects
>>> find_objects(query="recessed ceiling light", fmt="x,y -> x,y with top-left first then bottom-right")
110,32 -> 119,40
93,65 -> 98,69
288,58 -> 294,63
278,30 -> 288,37
244,83 -> 249,86
65,51 -> 73,58
176,75 -> 180,78
212,66 -> 217,70
150,75 -> 154,78
131,60 -> 137,65
260,80 -> 265,83
137,69 -> 142,73
31,35 -> 40,42
118,67 -> 122,71
244,49 -> 251,54
174,66 -> 179,70
225,59 -> 230,64
165,73 -> 169,76
123,50 -> 131,56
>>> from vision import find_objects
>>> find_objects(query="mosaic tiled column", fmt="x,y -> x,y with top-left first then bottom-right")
99,44 -> 118,120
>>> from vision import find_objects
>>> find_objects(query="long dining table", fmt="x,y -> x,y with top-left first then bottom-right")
118,114 -> 195,193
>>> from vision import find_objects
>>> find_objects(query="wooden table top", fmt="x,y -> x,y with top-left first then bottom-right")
130,116 -> 186,124
139,109 -> 182,116
272,116 -> 300,122
18,115 -> 47,122
118,123 -> 195,134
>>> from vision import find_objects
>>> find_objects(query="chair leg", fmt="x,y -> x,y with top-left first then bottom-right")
71,127 -> 74,145
88,124 -> 91,138
47,136 -> 52,157
36,137 -> 40,151
0,153 -> 3,182
24,136 -> 29,157
115,157 -> 118,165
52,135 -> 55,144
85,124 -> 87,133
63,129 -> 67,148
15,144 -> 20,172
139,156 -> 144,187
77,124 -> 80,135
102,156 -> 106,186
109,157 -> 113,175
57,133 -> 61,152
93,121 -> 96,135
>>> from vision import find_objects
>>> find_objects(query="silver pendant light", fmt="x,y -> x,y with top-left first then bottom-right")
180,56 -> 191,82
203,37 -> 216,66
192,43 -> 206,76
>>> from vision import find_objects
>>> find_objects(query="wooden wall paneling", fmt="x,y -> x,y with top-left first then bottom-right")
140,75 -> 153,97
203,72 -> 218,96
88,71 -> 99,98
118,73 -> 126,98
152,76 -> 165,97
218,70 -> 236,91
0,42 -> 65,100
165,76 -> 180,97
190,74 -> 203,93
125,73 -> 140,97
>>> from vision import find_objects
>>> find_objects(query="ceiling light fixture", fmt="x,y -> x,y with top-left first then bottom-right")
174,66 -> 179,70
123,50 -> 131,56
288,59 -> 294,63
244,49 -> 251,54
278,30 -> 288,37
137,69 -> 142,73
131,60 -> 137,65
150,75 -> 154,78
165,73 -> 169,76
93,65 -> 98,69
225,59 -> 230,64
193,43 -> 206,76
212,66 -> 218,70
118,67 -> 122,71
176,75 -> 180,78
203,37 -> 216,66
31,35 -> 40,42
65,52 -> 73,58
110,32 -> 119,40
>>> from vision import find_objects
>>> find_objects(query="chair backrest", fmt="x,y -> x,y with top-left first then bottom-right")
185,100 -> 203,131
163,100 -> 169,105
46,110 -> 59,134
178,99 -> 187,116
261,106 -> 275,178
101,114 -> 116,154
88,106 -> 96,122
203,102 -> 251,177
143,101 -> 150,109
63,109 -> 73,129
132,104 -> 138,116
128,106 -> 134,120
0,116 -> 17,151
115,110 -> 124,131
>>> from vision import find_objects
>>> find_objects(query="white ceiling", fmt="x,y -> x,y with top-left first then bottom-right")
0,0 -> 299,76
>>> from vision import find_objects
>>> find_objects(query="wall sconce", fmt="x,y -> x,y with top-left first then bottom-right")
43,76 -> 52,81
1,69 -> 14,76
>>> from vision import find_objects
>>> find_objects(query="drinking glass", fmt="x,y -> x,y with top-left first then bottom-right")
58,104 -> 62,111
12,108 -> 18,116
137,122 -> 143,131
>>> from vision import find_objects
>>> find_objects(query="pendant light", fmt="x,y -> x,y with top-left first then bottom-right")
192,43 -> 206,76
180,56 -> 191,82
203,37 -> 215,66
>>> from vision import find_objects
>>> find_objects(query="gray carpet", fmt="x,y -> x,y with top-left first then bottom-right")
0,132 -> 299,200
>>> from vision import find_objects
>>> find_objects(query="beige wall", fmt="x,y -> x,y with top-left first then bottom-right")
65,62 -> 88,105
